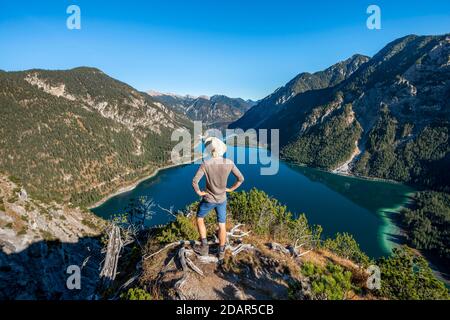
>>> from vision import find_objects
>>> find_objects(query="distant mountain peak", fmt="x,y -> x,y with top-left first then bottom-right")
147,90 -> 210,101
149,91 -> 255,128
147,90 -> 183,98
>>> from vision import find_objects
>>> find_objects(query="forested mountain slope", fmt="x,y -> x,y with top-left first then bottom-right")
0,67 -> 191,206
230,54 -> 369,130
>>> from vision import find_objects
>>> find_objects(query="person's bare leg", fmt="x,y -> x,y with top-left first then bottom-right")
197,217 -> 207,240
218,223 -> 226,247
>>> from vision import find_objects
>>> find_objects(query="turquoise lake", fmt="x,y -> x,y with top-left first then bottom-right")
92,146 -> 415,258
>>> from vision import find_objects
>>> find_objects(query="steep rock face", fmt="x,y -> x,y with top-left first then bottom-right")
23,68 -> 186,133
231,34 -> 450,190
0,68 -> 191,206
0,175 -> 103,299
150,92 -> 256,128
0,236 -> 102,300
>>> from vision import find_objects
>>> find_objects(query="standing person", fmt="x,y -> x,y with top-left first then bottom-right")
192,137 -> 244,262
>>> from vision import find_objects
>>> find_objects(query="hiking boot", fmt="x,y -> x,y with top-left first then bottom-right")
194,244 -> 209,256
218,248 -> 226,263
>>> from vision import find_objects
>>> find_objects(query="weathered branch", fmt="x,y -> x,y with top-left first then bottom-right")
297,250 -> 312,257
174,274 -> 188,300
231,243 -> 254,256
99,225 -> 124,287
184,250 -> 204,276
228,224 -> 251,239
144,242 -> 181,260
157,204 -> 178,218
269,242 -> 290,255
178,247 -> 188,271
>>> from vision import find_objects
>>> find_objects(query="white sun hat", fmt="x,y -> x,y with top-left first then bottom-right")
204,137 -> 227,157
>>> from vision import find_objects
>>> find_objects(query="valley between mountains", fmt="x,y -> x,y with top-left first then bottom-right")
0,34 -> 449,300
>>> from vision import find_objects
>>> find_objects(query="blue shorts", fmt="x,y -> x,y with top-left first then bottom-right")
197,200 -> 227,223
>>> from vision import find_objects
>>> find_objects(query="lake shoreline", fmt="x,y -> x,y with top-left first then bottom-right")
88,156 -> 202,210
89,148 -> 450,284
90,152 -> 416,210
90,145 -> 420,260
377,191 -> 416,254
286,160 -> 414,186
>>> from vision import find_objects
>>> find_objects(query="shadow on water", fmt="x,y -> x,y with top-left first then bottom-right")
383,232 -> 407,246
0,237 -> 102,300
378,208 -> 409,245
289,164 -> 415,214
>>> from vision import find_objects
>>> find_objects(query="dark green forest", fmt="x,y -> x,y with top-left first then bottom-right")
281,104 -> 362,169
354,107 -> 450,192
400,191 -> 450,268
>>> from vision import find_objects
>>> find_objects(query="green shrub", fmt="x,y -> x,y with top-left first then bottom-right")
300,262 -> 353,300
17,226 -> 27,236
323,233 -> 371,266
8,175 -> 21,184
39,229 -> 55,241
7,194 -> 18,203
228,188 -> 318,243
155,214 -> 199,243
120,287 -> 152,300
153,189 -> 321,245
376,246 -> 449,300
81,218 -> 97,229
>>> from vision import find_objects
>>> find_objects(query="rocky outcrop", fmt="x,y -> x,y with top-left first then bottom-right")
0,175 -> 104,299
25,70 -> 183,134
0,236 -> 102,300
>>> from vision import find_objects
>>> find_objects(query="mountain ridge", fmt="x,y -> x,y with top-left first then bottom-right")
150,90 -> 257,128
230,34 -> 450,191
230,54 -> 370,130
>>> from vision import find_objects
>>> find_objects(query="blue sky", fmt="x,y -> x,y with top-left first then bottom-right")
1,0 -> 449,99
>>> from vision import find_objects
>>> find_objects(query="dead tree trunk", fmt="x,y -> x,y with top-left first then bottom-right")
99,225 -> 123,288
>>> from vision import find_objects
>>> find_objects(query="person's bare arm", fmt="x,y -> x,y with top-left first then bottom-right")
226,164 -> 244,192
192,164 -> 208,197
